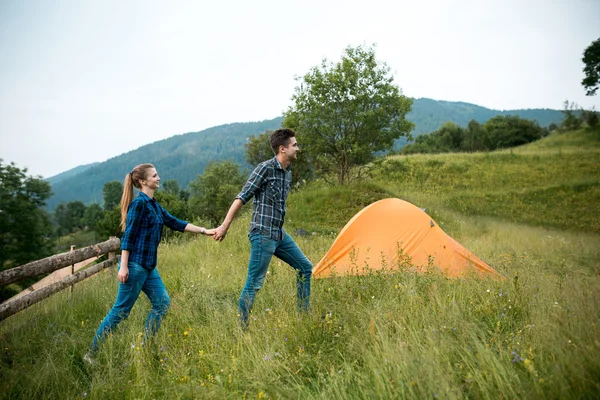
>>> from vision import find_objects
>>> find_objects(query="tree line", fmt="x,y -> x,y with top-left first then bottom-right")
400,116 -> 550,154
400,101 -> 599,155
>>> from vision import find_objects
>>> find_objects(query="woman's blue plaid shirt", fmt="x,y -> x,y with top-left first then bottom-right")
120,192 -> 187,269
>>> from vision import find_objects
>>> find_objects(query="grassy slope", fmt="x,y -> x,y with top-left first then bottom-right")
376,130 -> 600,234
1,130 -> 599,399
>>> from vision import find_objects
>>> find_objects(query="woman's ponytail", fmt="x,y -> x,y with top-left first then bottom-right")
120,164 -> 154,231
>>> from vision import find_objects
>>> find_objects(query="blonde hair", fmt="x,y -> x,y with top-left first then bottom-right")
120,163 -> 155,231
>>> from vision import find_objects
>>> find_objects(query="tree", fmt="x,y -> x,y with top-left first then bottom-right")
103,180 -> 123,210
188,161 -> 246,226
561,100 -> 583,131
582,37 -> 600,96
284,44 -> 414,184
0,160 -> 53,272
245,130 -> 275,166
83,203 -> 104,230
95,181 -> 124,239
95,207 -> 122,239
153,188 -> 189,241
54,201 -> 87,235
581,108 -> 599,130
484,115 -> 545,149
401,123 -> 466,154
161,180 -> 180,196
437,122 -> 464,150
53,203 -> 67,235
159,179 -> 190,202
463,119 -> 488,151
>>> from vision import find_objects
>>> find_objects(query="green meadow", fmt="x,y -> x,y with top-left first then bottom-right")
1,130 -> 599,399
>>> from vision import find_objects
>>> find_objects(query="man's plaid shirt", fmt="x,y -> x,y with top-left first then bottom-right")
121,192 -> 188,269
236,156 -> 292,241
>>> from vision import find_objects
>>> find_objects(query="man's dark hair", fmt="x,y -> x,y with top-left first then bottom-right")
270,128 -> 296,154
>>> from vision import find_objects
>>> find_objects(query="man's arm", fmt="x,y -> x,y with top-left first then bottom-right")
213,161 -> 269,241
213,198 -> 243,241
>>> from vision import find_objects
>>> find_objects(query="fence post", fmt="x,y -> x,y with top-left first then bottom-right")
69,245 -> 75,295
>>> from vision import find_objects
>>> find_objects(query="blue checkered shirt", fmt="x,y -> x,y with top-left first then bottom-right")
236,157 -> 292,241
120,192 -> 188,269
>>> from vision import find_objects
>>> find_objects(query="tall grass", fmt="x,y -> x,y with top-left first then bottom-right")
1,130 -> 599,399
54,230 -> 101,253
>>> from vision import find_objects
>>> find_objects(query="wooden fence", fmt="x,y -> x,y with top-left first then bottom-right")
0,238 -> 121,322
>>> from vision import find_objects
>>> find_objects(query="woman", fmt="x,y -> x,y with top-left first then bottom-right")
84,163 -> 213,364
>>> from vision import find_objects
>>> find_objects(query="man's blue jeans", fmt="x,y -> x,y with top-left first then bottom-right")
89,261 -> 170,353
239,231 -> 312,329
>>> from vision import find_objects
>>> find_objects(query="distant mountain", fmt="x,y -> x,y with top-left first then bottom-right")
46,99 -> 564,210
45,118 -> 283,210
408,98 -> 562,134
45,162 -> 100,186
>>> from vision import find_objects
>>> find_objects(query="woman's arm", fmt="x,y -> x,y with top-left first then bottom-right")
120,200 -> 144,255
158,202 -> 214,236
118,250 -> 130,283
184,223 -> 216,236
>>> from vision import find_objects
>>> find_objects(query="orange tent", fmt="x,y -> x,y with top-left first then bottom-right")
313,198 -> 503,279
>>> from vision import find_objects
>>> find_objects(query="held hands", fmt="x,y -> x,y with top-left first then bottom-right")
201,227 -> 216,236
212,224 -> 228,242
118,265 -> 129,283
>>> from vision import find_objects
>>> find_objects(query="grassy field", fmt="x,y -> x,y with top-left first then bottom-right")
54,230 -> 102,253
1,130 -> 599,399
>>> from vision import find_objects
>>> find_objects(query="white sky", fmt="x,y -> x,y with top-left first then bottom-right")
1,0 -> 599,178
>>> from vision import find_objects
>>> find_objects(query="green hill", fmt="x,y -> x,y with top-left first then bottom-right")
45,99 -> 564,210
372,130 -> 600,235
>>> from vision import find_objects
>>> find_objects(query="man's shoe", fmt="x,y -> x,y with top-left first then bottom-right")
83,352 -> 97,366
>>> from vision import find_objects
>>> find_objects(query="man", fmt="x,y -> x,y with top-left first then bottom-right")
213,128 -> 312,329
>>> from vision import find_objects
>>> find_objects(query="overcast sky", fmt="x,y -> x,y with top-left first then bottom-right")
1,0 -> 599,178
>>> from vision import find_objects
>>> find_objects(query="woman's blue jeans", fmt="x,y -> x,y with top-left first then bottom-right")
238,231 -> 312,329
89,261 -> 170,353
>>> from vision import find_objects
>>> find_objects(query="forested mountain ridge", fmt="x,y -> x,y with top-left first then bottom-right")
45,118 -> 283,209
46,162 -> 100,186
45,98 -> 564,209
409,98 -> 562,134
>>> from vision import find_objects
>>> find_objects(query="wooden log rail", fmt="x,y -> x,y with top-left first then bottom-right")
0,237 -> 120,287
0,255 -> 120,322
